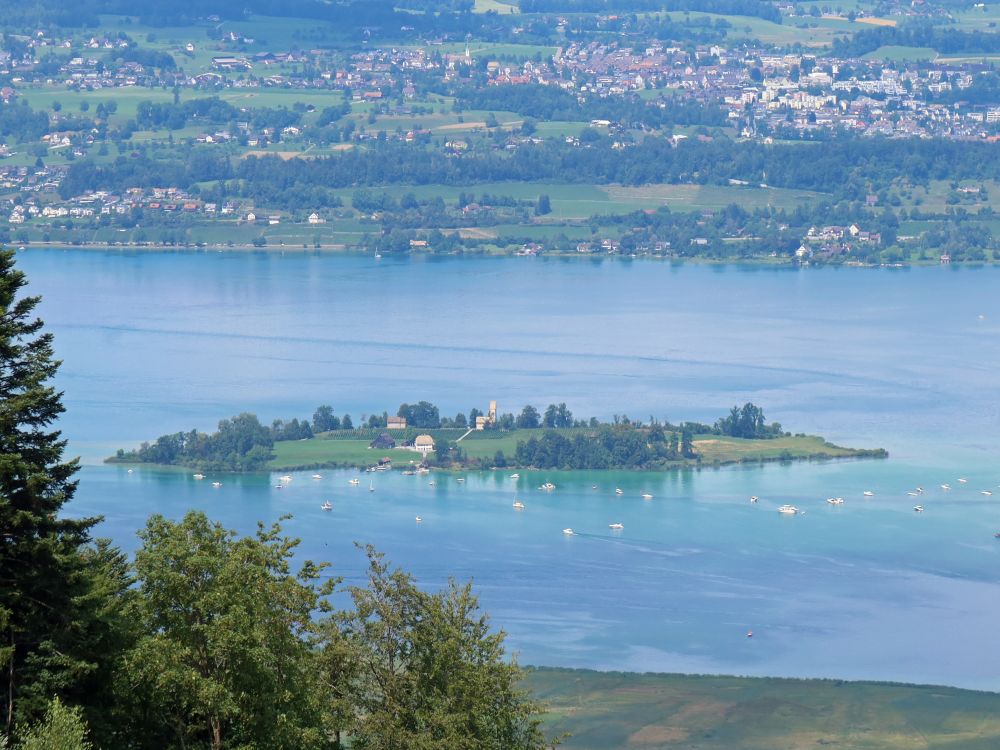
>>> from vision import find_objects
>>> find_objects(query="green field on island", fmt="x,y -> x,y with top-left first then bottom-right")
528,668 -> 1000,750
267,429 -> 873,471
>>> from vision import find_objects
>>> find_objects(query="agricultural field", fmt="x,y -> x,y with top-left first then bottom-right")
529,667 -> 1000,750
895,179 -> 998,215
672,11 -> 855,48
862,45 -> 938,62
333,182 -> 826,220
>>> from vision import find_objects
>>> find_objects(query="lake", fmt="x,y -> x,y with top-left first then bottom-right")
20,249 -> 1000,689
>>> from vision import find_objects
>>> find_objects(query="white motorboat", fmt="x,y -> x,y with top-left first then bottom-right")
777,505 -> 798,515
562,528 -> 574,535
212,481 -> 222,488
906,491 -> 919,497
312,474 -> 323,480
415,516 -> 422,523
321,501 -> 332,511
429,480 -> 436,486
863,491 -> 874,497
981,490 -> 993,496
750,496 -> 759,503
510,473 -> 520,479
456,477 -> 465,483
913,505 -> 924,512
127,469 -> 133,474
193,473 -> 205,480
349,478 -> 360,485
609,522 -> 624,530
615,488 -> 624,496
826,497 -> 844,505
641,493 -> 653,500
279,475 -> 293,483
540,482 -> 556,491
513,501 -> 525,510
958,478 -> 968,483
941,484 -> 951,491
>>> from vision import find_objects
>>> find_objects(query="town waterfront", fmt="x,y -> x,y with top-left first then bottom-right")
22,249 -> 1000,689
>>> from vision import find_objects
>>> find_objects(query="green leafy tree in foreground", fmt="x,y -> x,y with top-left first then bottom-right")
13,698 -> 91,750
0,249 -> 102,735
323,545 -> 554,750
120,511 -> 335,750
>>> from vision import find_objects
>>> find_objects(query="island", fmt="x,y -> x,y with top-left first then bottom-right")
108,401 -> 887,472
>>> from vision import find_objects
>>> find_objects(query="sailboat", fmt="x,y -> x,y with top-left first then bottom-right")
369,480 -> 374,492
321,501 -> 332,511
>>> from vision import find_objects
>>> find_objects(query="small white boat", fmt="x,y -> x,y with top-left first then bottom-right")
274,484 -> 283,489
750,496 -> 759,503
562,528 -> 574,535
279,475 -> 293,483
127,468 -> 133,474
916,487 -> 924,493
981,490 -> 993,496
349,478 -> 360,486
374,252 -> 382,259
863,491 -> 874,497
428,480 -> 436,486
193,473 -> 205,480
321,501 -> 332,511
212,481 -> 222,488
513,501 -> 525,510
369,481 -> 375,492
509,473 -> 520,479
906,491 -> 919,497
312,474 -> 323,480
958,478 -> 968,484
777,505 -> 798,515
641,493 -> 653,500
540,482 -> 556,491
609,522 -> 624,530
941,484 -> 951,491
826,497 -> 844,505
456,477 -> 465,483
615,488 -> 624,496
415,516 -> 422,523
913,505 -> 924,513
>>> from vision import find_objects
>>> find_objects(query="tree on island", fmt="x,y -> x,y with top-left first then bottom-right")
312,404 -> 340,432
516,405 -> 541,429
542,403 -> 573,428
715,402 -> 782,439
397,401 -> 440,429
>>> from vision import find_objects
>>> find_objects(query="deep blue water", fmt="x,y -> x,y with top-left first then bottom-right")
19,249 -> 1000,689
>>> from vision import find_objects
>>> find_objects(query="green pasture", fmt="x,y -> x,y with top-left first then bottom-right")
335,182 -> 824,219
658,11 -> 855,47
896,179 -> 997,215
951,5 -> 1000,33
529,667 -> 1000,750
862,45 -> 938,62
263,428 -> 870,470
473,0 -> 520,13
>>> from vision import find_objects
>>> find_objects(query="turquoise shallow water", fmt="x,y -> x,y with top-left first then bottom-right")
18,250 -> 1000,689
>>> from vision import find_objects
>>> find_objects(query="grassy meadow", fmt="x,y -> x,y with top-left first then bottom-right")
529,667 -> 1000,750
265,428 -> 875,471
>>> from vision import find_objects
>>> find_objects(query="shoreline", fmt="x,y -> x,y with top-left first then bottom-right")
106,448 -> 889,475
14,243 -> 996,268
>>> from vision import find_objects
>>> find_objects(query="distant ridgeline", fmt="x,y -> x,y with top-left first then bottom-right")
109,402 -> 886,472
